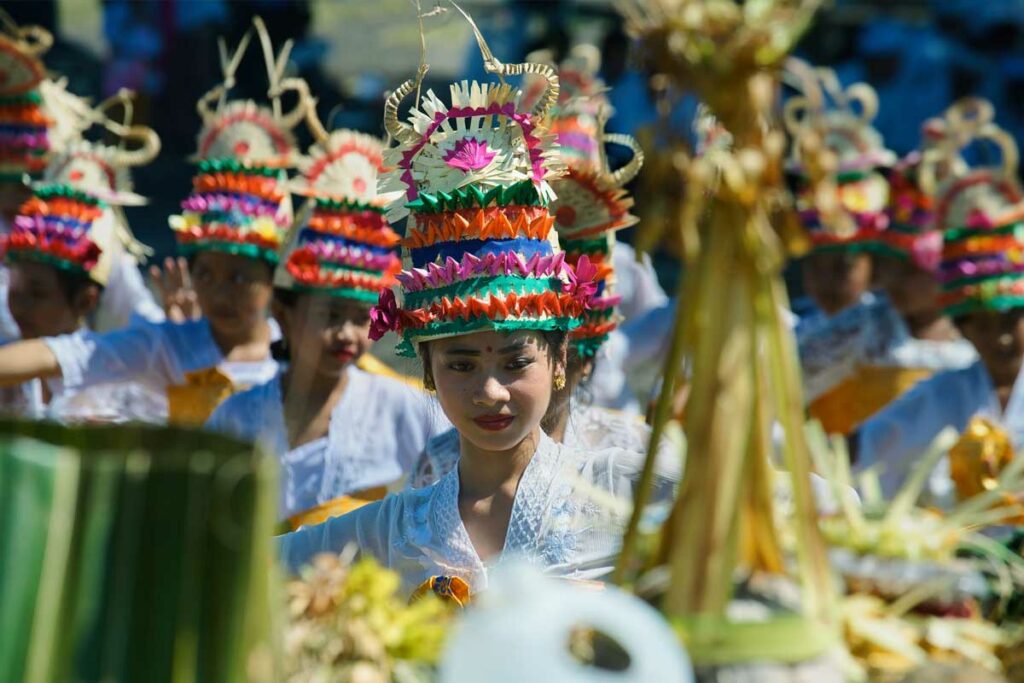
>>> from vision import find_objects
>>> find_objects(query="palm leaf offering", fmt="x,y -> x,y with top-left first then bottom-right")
0,419 -> 278,683
283,551 -> 456,683
615,0 -> 838,666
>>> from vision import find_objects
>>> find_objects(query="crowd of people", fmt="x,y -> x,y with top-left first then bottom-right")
1,2 -> 1022,610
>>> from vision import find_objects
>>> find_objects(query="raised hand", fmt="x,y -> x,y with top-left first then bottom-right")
149,256 -> 201,323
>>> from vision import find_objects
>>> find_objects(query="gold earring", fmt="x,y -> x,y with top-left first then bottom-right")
424,375 -> 436,392
553,373 -> 566,391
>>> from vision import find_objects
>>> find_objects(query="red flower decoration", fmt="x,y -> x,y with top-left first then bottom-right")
369,287 -> 400,340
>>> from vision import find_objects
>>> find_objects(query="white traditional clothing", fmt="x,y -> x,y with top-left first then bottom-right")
0,376 -> 166,423
409,403 -> 681,489
205,365 -> 450,518
41,317 -> 278,424
798,294 -> 976,434
280,432 -> 679,593
855,360 -> 1022,504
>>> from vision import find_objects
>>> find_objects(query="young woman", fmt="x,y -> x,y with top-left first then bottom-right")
206,129 -> 449,526
280,58 -> 679,595
854,109 -> 1024,502
0,158 -> 286,425
408,60 -> 679,488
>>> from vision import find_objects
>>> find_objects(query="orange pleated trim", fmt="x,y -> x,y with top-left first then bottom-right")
402,206 -> 554,249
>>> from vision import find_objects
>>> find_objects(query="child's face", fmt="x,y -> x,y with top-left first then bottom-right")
957,309 -> 1024,387
190,251 -> 273,339
278,293 -> 373,378
7,262 -> 97,339
872,255 -> 941,319
801,250 -> 872,315
428,330 -> 563,454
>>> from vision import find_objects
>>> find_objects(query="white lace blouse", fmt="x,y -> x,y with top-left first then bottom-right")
205,366 -> 451,518
279,431 -> 680,594
408,403 -> 682,489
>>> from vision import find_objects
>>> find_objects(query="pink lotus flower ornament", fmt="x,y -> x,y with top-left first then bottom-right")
443,138 -> 498,173
565,255 -> 600,309
369,288 -> 400,341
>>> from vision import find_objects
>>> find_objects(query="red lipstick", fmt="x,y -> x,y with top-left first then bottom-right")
472,414 -> 515,431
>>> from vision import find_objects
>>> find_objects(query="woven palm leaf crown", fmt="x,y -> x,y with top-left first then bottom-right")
920,99 -> 1024,317
785,62 -> 896,254
274,117 -> 400,304
7,184 -> 118,286
370,48 -> 595,357
169,19 -> 301,265
523,48 -> 644,358
5,92 -> 164,287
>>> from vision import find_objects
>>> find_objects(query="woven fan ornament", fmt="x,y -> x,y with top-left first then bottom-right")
370,7 -> 596,357
273,100 -> 401,304
192,17 -> 307,167
784,61 -> 896,253
920,98 -> 1024,318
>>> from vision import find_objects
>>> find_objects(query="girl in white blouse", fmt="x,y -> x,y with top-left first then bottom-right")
206,130 -> 450,526
280,54 -> 678,597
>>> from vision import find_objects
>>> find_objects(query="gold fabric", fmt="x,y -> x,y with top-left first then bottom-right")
166,367 -> 237,427
284,486 -> 388,532
808,366 -> 933,435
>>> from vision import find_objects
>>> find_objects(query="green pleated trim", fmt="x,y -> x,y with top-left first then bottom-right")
0,90 -> 42,106
195,159 -> 280,177
6,251 -> 95,282
314,196 -> 386,215
33,184 -> 107,207
945,295 -> 1024,318
672,613 -> 838,666
586,306 -> 616,322
943,270 -> 1024,291
177,241 -> 279,264
405,180 -> 545,214
561,236 -> 611,255
402,275 -> 561,309
289,284 -> 380,304
943,220 -> 1024,242
572,336 -> 605,359
395,315 -> 579,357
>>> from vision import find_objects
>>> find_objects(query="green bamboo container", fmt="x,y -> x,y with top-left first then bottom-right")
0,420 -> 279,683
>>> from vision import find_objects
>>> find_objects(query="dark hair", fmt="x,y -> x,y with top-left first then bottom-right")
56,269 -> 101,306
418,328 -> 568,386
187,251 -> 275,280
270,287 -> 297,361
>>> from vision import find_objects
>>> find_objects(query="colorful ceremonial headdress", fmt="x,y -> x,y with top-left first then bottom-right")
5,184 -> 120,286
273,101 -> 400,303
170,18 -> 300,264
522,45 -> 607,168
526,49 -> 644,358
2,88 -> 164,287
784,61 -> 896,254
0,15 -> 55,182
369,28 -> 594,357
879,116 -> 961,272
920,99 -> 1024,317
169,157 -> 291,264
